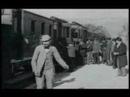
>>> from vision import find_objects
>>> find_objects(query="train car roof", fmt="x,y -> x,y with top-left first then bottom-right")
71,21 -> 87,29
23,10 -> 54,22
50,16 -> 68,23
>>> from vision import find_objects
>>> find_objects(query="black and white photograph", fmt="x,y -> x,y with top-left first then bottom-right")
1,9 -> 129,89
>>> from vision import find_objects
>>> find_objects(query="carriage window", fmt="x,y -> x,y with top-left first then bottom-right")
66,27 -> 69,37
72,33 -> 78,38
31,20 -> 35,33
1,9 -> 4,15
41,22 -> 45,35
58,23 -> 62,38
49,25 -> 52,36
71,29 -> 78,38
1,9 -> 12,15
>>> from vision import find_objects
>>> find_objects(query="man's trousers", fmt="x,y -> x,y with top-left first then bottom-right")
35,68 -> 54,89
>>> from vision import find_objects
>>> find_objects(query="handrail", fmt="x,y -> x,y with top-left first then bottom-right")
10,57 -> 32,64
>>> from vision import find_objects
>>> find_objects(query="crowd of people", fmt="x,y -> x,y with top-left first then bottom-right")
65,37 -> 128,77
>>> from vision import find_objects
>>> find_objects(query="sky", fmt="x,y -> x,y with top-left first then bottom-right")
24,9 -> 128,38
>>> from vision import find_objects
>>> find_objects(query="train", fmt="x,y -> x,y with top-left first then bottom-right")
1,9 -> 108,88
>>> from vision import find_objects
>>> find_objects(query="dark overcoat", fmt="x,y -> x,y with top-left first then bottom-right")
114,42 -> 127,68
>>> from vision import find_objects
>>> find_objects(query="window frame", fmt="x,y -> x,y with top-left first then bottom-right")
41,22 -> 45,35
31,20 -> 36,33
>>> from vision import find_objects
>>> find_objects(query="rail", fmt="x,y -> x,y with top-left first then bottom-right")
10,57 -> 32,77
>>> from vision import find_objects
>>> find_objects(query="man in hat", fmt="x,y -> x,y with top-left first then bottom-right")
113,37 -> 128,76
31,35 -> 69,89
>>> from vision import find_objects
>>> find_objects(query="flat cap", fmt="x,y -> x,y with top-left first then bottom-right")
40,35 -> 51,42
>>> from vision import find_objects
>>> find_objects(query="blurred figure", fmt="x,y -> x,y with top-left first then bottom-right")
67,43 -> 76,72
111,38 -> 117,69
86,39 -> 93,65
75,41 -> 81,66
113,37 -> 128,76
99,41 -> 103,63
79,40 -> 87,65
106,38 -> 113,65
100,39 -> 107,64
75,41 -> 80,51
92,39 -> 101,64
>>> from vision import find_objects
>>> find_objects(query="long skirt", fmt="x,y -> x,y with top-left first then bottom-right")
117,55 -> 127,69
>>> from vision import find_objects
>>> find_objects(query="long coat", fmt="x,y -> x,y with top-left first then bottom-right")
101,41 -> 107,61
106,40 -> 113,61
31,45 -> 68,73
114,42 -> 127,68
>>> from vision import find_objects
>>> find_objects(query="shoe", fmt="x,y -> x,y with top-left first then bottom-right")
113,66 -> 117,69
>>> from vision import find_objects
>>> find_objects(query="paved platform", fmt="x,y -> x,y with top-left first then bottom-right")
54,64 -> 129,89
25,64 -> 129,89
